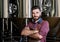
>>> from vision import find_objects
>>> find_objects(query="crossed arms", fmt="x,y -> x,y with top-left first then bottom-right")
21,26 -> 43,40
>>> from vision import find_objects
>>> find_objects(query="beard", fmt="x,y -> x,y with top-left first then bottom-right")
32,16 -> 41,21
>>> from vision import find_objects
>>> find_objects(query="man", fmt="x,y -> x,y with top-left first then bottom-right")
21,6 -> 49,42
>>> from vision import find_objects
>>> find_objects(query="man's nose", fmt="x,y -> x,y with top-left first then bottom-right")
34,13 -> 37,15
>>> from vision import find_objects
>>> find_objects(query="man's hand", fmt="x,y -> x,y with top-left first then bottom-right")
29,32 -> 43,40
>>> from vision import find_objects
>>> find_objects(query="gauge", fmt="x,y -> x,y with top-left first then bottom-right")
9,3 -> 17,14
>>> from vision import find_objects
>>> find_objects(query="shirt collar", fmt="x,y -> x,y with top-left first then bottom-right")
32,18 -> 43,24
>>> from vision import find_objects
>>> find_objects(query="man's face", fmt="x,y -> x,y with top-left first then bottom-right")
32,9 -> 41,20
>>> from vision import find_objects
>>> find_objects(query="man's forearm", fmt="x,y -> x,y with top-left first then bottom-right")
29,33 -> 43,40
21,28 -> 38,36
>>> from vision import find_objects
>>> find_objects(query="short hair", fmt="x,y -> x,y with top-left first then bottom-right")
31,6 -> 41,11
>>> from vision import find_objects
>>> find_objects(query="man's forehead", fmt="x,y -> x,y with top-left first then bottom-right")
32,9 -> 40,12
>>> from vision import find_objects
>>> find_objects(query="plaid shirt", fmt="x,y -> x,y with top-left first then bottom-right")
27,19 -> 49,42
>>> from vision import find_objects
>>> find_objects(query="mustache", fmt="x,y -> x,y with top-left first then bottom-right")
34,16 -> 38,17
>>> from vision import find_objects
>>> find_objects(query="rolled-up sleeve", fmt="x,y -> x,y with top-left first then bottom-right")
39,21 -> 49,36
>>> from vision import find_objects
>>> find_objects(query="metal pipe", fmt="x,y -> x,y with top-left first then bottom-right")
3,0 -> 8,18
55,0 -> 58,17
39,0 -> 43,12
11,21 -> 12,42
23,0 -> 26,18
2,18 -> 4,42
6,18 -> 8,30
28,0 -> 32,18
22,0 -> 32,42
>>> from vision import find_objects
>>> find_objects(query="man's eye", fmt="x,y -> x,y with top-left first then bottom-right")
36,12 -> 39,13
32,13 -> 35,14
